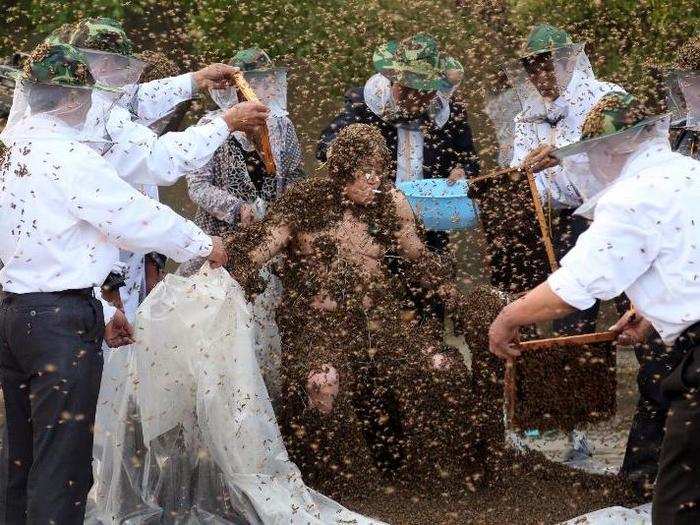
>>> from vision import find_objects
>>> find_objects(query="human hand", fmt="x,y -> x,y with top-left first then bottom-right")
488,311 -> 522,360
193,63 -> 239,91
104,309 -> 135,348
447,167 -> 466,185
239,204 -> 255,227
207,236 -> 229,269
610,309 -> 653,346
222,101 -> 269,133
521,144 -> 559,173
306,365 -> 339,414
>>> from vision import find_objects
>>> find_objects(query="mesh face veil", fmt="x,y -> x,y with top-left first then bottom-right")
552,114 -> 671,218
666,70 -> 700,130
243,67 -> 288,117
79,48 -> 146,89
503,43 -> 594,122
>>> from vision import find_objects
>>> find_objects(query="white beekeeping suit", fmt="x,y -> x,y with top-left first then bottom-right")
508,43 -> 624,208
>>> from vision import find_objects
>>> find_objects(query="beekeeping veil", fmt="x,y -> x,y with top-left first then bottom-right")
552,92 -> 670,219
666,38 -> 700,131
211,48 -> 303,177
0,42 -> 119,149
666,70 -> 700,130
504,24 -> 595,124
367,34 -> 463,182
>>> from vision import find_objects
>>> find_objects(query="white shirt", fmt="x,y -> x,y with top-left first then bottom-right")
102,73 -> 231,186
0,115 -> 212,296
548,138 -> 700,343
511,71 -> 623,208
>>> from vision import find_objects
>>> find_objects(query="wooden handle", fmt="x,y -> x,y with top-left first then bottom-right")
517,331 -> 618,351
525,170 -> 558,272
233,72 -> 277,175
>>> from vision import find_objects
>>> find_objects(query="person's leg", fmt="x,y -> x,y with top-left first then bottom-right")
621,335 -> 685,497
652,345 -> 700,524
5,293 -> 104,525
0,302 -> 33,525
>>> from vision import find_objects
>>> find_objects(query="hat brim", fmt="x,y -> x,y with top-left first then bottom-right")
552,113 -> 671,161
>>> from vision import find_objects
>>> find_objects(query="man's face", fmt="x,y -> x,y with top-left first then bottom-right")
343,154 -> 385,206
522,53 -> 560,100
391,83 -> 436,121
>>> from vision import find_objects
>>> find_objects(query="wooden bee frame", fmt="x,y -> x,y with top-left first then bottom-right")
233,71 -> 277,175
469,167 -> 617,431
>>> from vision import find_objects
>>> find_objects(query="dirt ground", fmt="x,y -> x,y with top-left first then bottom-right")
339,347 -> 642,525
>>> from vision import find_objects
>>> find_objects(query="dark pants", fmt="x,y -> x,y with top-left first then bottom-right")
551,209 -> 599,336
620,334 -> 686,496
652,327 -> 700,524
0,290 -> 104,524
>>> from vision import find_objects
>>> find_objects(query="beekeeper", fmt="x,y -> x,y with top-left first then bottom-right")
40,18 -> 269,321
0,43 -> 228,524
488,91 -> 700,524
507,24 -> 625,334
668,36 -> 700,160
317,33 -> 479,253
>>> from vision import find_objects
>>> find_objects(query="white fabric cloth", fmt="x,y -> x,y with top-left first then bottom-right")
103,98 -> 230,187
511,69 -> 624,208
548,139 -> 700,343
0,114 -> 212,296
364,73 -> 450,182
561,503 -> 651,524
131,72 -> 194,125
88,267 -> 384,524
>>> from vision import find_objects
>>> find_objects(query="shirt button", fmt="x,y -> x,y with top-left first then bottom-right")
30,310 -> 36,317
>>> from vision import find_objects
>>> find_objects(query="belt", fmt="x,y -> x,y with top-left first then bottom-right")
1,288 -> 94,301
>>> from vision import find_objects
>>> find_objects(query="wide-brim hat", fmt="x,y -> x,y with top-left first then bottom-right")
373,33 -> 463,94
520,23 -> 573,59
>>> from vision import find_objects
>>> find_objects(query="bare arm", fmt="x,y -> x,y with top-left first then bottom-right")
392,188 -> 429,261
488,281 -> 575,359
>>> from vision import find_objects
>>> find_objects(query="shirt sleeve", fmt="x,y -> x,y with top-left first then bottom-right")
186,160 -> 244,225
547,189 -> 661,309
104,111 -> 230,187
63,150 -> 213,263
131,73 -> 195,124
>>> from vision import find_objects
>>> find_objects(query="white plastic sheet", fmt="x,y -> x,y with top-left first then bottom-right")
87,267 -> 384,524
561,503 -> 651,524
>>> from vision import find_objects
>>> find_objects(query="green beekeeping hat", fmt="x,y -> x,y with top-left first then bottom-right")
373,33 -> 464,93
230,48 -> 273,71
46,17 -> 133,56
522,24 -> 573,57
23,42 -> 96,87
580,92 -> 649,140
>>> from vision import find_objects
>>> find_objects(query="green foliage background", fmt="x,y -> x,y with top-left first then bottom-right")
2,0 -> 698,165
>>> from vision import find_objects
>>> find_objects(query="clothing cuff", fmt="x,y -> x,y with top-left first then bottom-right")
547,268 -> 597,311
197,234 -> 214,258
95,291 -> 118,325
211,115 -> 231,137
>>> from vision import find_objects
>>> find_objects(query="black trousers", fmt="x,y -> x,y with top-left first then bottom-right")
652,327 -> 700,524
551,209 -> 600,336
619,334 -> 686,494
0,290 -> 104,525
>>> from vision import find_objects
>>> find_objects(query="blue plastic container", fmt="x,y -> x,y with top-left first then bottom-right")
396,179 -> 479,231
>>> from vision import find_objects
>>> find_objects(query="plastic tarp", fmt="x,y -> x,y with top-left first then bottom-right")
561,503 -> 651,524
87,267 -> 384,525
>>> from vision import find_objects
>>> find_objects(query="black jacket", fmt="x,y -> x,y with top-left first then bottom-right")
317,87 -> 480,180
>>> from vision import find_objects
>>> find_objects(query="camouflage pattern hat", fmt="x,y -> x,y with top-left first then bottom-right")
23,42 -> 96,87
230,48 -> 273,71
580,92 -> 649,139
46,17 -> 133,56
522,24 -> 573,57
373,33 -> 464,93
